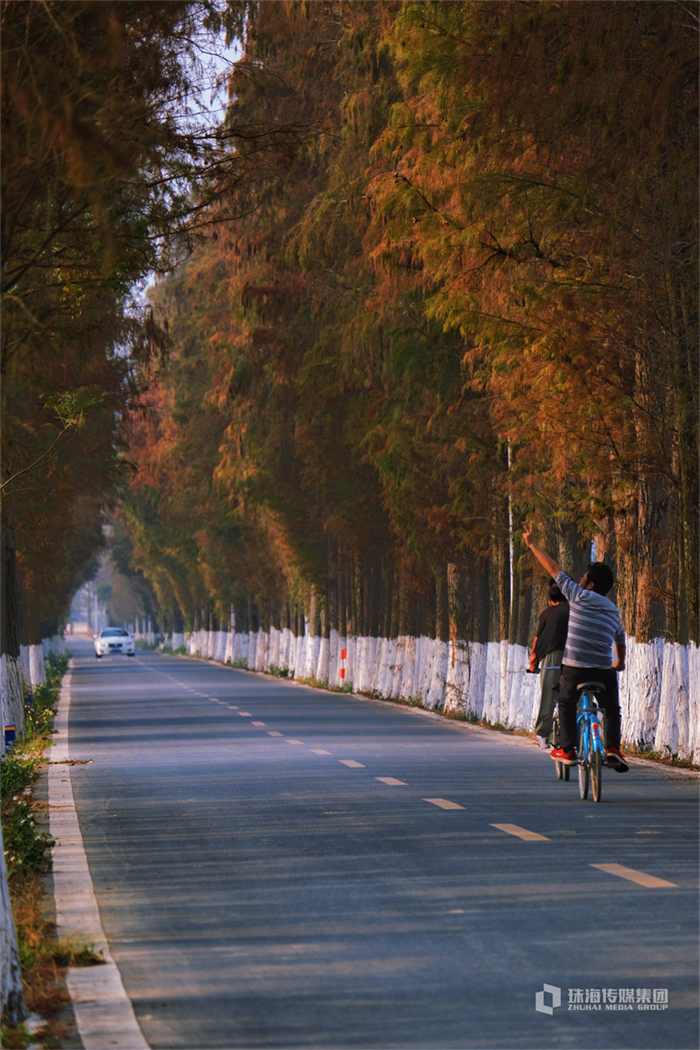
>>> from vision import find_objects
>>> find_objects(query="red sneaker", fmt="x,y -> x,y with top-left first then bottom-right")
550,747 -> 577,766
606,746 -> 629,772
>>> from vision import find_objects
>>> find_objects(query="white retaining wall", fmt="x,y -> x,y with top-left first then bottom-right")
180,627 -> 699,762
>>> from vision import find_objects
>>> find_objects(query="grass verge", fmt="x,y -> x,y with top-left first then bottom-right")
1,651 -> 103,1048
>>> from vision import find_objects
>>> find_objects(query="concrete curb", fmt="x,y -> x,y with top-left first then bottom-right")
49,666 -> 149,1049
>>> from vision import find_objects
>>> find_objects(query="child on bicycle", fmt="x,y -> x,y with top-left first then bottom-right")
522,522 -> 629,773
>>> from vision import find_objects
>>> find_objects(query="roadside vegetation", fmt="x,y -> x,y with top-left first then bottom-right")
1,652 -> 102,1049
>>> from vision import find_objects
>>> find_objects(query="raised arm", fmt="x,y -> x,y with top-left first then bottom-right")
522,522 -> 562,579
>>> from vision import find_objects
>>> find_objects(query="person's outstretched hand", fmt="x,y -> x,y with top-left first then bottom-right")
522,521 -> 535,548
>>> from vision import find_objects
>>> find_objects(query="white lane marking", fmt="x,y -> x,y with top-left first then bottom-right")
252,721 -> 266,726
49,672 -> 149,1049
339,760 -> 365,768
311,749 -> 332,755
490,823 -> 549,841
238,712 -> 252,717
285,739 -> 305,745
424,798 -> 464,810
375,777 -> 407,786
228,705 -> 239,710
267,731 -> 283,737
209,698 -> 219,701
591,863 -> 677,888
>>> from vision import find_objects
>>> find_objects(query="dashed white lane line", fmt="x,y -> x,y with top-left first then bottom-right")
267,731 -> 283,737
491,823 -> 550,841
238,712 -> 252,717
311,749 -> 332,755
285,739 -> 305,745
227,705 -> 239,710
424,798 -> 465,810
252,721 -> 266,726
49,672 -> 149,1049
375,777 -> 408,786
591,863 -> 677,888
339,760 -> 365,768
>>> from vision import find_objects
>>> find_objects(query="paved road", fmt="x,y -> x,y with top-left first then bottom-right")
63,640 -> 698,1049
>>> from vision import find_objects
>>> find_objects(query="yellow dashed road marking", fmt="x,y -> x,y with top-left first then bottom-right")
339,760 -> 365,768
424,798 -> 464,810
591,863 -> 677,888
491,823 -> 549,841
376,777 -> 407,786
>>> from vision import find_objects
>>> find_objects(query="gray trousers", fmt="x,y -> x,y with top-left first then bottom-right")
534,649 -> 564,739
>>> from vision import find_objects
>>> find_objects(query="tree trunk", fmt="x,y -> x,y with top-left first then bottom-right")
1,821 -> 27,1028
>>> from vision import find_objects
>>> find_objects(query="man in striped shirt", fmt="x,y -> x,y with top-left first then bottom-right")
522,523 -> 629,773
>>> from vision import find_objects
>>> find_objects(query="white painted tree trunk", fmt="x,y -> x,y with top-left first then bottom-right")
444,640 -> 470,714
18,645 -> 31,687
328,629 -> 340,686
416,637 -> 432,702
280,627 -> 293,672
426,639 -> 449,710
316,635 -> 330,684
1,654 -> 25,751
688,643 -> 700,764
269,627 -> 280,670
29,644 -> 46,687
398,635 -> 416,701
391,636 -> 406,698
1,820 -> 26,1027
376,637 -> 394,697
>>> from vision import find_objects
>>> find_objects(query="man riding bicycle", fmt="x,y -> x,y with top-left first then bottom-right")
522,523 -> 629,773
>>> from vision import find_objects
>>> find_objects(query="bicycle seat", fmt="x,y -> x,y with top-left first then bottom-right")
577,681 -> 606,694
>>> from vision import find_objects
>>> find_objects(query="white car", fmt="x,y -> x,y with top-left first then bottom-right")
94,627 -> 135,658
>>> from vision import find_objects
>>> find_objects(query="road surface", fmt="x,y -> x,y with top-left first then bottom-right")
56,640 -> 699,1049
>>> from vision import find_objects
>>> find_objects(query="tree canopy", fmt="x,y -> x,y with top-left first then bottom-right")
4,0 -> 697,649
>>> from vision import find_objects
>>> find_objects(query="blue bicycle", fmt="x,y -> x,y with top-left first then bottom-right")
576,681 -> 607,802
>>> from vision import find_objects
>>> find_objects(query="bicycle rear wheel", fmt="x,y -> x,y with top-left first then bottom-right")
578,721 -> 589,799
591,750 -> 602,802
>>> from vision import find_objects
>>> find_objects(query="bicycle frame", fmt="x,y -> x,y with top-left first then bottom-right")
576,691 -> 606,760
577,686 -> 607,801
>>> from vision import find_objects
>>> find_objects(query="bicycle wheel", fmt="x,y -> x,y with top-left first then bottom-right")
578,721 -> 589,799
591,749 -> 602,802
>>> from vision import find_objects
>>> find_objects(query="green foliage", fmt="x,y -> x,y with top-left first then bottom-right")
45,651 -> 69,685
1,753 -> 39,805
2,800 -> 54,879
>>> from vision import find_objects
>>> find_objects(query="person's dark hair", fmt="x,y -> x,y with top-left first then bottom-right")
548,584 -> 565,603
585,562 -> 614,596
